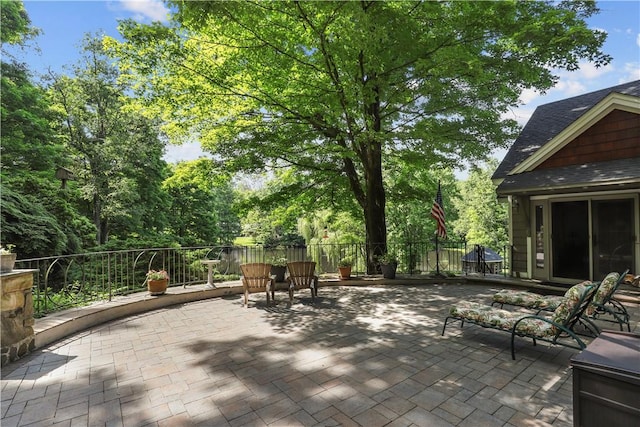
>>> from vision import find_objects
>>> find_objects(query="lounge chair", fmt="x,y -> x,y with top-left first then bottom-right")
240,263 -> 275,307
442,281 -> 600,359
286,261 -> 319,302
492,270 -> 630,331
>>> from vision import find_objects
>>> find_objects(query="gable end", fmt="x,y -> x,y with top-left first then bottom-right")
536,109 -> 640,170
510,92 -> 640,174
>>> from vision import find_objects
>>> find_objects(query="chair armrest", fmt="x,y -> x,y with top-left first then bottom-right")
509,315 -> 587,360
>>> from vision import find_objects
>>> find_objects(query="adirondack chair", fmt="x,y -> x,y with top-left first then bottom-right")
240,263 -> 275,307
442,280 -> 600,359
286,261 -> 319,302
492,270 -> 630,331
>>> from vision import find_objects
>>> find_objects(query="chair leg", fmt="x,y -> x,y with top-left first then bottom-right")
441,317 -> 451,336
244,290 -> 248,307
579,317 -> 600,337
267,282 -> 273,304
610,300 -> 631,332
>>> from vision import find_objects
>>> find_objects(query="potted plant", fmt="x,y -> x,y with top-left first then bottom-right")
338,257 -> 353,280
0,244 -> 17,274
270,256 -> 287,282
377,253 -> 398,279
146,269 -> 169,295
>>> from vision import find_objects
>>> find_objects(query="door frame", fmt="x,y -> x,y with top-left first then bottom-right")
529,190 -> 638,283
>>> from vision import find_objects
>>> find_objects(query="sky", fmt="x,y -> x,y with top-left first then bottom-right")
9,0 -> 640,169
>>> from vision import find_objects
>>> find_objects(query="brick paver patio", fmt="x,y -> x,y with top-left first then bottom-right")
1,282 -> 638,426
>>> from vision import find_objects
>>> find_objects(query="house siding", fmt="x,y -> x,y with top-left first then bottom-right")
495,82 -> 640,281
511,198 -> 530,276
537,110 -> 640,169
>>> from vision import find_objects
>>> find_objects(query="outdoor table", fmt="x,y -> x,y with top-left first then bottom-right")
200,259 -> 220,290
570,330 -> 640,426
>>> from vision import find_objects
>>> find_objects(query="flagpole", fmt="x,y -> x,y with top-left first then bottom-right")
431,180 -> 446,278
435,233 -> 440,276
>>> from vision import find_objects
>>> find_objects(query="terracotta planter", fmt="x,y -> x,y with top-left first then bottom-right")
0,253 -> 17,274
147,279 -> 168,295
338,266 -> 352,280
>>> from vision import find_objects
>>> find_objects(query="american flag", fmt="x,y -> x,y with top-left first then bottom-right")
431,182 -> 447,239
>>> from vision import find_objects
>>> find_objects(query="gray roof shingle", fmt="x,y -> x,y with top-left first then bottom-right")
495,157 -> 640,196
492,80 -> 640,182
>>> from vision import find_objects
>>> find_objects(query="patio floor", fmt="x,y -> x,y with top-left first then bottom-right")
2,282 -> 638,427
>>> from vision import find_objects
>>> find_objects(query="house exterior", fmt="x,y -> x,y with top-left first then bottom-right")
492,80 -> 639,284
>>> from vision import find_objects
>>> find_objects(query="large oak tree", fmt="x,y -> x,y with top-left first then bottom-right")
109,0 -> 609,270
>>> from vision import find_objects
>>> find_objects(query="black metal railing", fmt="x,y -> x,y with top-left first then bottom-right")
15,240 -> 509,317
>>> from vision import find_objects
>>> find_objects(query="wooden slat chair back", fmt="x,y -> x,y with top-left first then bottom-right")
286,261 -> 319,301
240,263 -> 275,307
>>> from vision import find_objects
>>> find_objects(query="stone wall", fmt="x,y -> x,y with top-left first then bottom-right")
1,270 -> 36,366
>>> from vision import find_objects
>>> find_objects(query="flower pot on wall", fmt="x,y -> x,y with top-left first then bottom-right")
0,253 -> 17,274
148,279 -> 168,295
338,266 -> 352,280
381,262 -> 397,279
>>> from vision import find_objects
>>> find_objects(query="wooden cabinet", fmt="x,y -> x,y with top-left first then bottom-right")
571,331 -> 640,427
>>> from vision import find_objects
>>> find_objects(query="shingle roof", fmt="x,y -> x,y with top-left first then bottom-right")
492,80 -> 640,181
495,157 -> 640,196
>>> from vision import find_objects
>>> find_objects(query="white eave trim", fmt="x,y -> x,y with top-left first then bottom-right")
509,92 -> 640,175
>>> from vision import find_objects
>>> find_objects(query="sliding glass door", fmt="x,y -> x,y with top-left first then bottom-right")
592,199 -> 635,279
545,197 -> 636,282
552,201 -> 589,280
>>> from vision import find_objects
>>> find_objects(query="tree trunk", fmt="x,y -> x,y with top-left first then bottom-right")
363,141 -> 387,274
93,192 -> 103,245
100,219 -> 109,245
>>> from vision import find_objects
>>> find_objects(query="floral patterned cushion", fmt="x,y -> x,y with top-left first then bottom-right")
592,272 -> 619,306
563,280 -> 593,297
450,302 -> 520,330
449,302 -> 557,337
512,318 -> 555,337
551,281 -> 594,326
492,290 -> 563,310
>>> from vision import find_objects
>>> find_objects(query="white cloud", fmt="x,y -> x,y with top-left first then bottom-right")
544,60 -> 616,99
163,142 -> 209,164
117,0 -> 169,23
574,61 -> 614,80
554,79 -> 587,97
500,104 -> 535,128
620,62 -> 640,83
637,33 -> 640,47
519,88 -> 539,105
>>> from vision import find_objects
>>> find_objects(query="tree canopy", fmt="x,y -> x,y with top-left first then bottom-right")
47,34 -> 170,245
452,159 -> 508,250
0,0 -> 39,51
1,2 -> 243,257
112,1 -> 608,268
